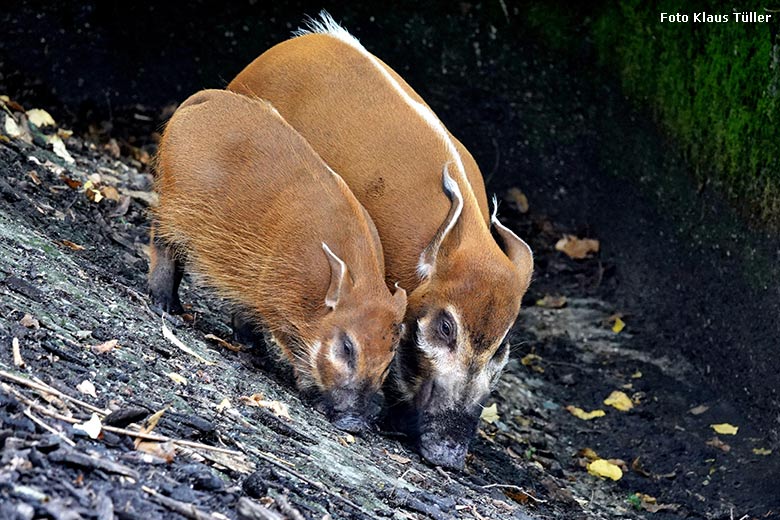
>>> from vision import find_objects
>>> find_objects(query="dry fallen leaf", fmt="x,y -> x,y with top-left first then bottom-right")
28,171 -> 41,185
520,353 -> 545,373
83,180 -> 104,203
480,403 -> 500,424
611,317 -> 626,333
604,391 -> 634,412
136,441 -> 176,463
216,397 -> 232,412
578,447 -> 600,461
386,450 -> 411,464
566,405 -> 606,421
505,187 -> 529,213
587,459 -> 623,481
58,240 -> 85,251
100,185 -> 121,202
167,372 -> 187,385
631,371 -> 643,379
91,339 -> 118,355
753,448 -> 772,456
76,380 -> 97,399
711,423 -> 738,435
161,320 -> 213,364
134,407 -> 168,449
19,313 -> 40,329
555,234 -> 600,260
535,295 -> 568,309
706,437 -> 731,452
689,404 -> 709,415
204,333 -> 243,352
46,135 -> 75,164
240,394 -> 292,420
74,413 -> 103,439
26,108 -> 56,128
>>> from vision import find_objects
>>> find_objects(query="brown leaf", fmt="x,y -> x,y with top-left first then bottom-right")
28,171 -> 41,185
105,138 -> 121,159
385,450 -> 412,464
19,314 -> 40,329
135,407 -> 168,448
60,175 -> 82,189
91,339 -> 118,355
239,394 -> 291,420
204,333 -> 243,352
100,185 -> 121,202
555,234 -> 600,259
58,240 -> 85,251
505,187 -> 529,213
136,441 -> 176,463
706,437 -> 731,452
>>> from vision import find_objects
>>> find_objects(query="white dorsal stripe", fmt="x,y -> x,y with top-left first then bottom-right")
294,11 -> 479,210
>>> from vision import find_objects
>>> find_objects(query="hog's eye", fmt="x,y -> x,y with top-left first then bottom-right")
339,335 -> 356,366
436,312 -> 456,344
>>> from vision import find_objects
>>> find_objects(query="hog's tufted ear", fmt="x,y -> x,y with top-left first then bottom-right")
491,196 -> 533,292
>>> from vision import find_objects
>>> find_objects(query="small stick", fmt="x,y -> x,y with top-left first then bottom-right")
4,384 -> 242,456
481,483 -> 548,504
22,407 -> 76,447
142,485 -> 220,520
0,369 -> 108,415
12,338 -> 25,368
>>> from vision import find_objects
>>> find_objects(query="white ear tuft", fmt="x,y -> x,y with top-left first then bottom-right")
322,242 -> 349,310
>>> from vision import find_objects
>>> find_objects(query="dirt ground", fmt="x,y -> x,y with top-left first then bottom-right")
1,2 -> 779,519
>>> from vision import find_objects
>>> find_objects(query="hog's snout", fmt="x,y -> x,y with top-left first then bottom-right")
331,413 -> 369,433
417,411 -> 478,470
419,435 -> 469,469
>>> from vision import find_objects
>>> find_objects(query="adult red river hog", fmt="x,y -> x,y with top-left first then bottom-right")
148,89 -> 407,432
228,13 -> 533,468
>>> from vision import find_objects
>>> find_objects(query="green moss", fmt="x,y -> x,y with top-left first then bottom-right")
588,1 -> 780,227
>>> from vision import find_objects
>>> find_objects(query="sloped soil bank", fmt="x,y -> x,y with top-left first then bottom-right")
2,2 -> 780,519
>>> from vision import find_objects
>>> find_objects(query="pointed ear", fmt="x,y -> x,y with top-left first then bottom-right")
322,242 -> 350,310
491,196 -> 533,292
392,282 -> 408,315
417,163 -> 464,280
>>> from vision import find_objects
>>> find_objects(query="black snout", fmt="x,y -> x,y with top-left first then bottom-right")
419,436 -> 469,470
417,410 -> 478,470
331,413 -> 369,433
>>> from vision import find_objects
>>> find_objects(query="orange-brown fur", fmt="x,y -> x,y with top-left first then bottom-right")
150,89 -> 406,425
228,18 -> 533,466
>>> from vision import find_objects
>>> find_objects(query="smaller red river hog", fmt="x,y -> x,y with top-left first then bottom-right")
147,89 -> 407,432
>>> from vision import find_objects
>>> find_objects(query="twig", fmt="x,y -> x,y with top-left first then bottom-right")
0,369 -> 108,415
142,485 -> 221,520
481,483 -> 548,504
435,466 -> 453,484
4,383 -> 242,456
12,337 -> 25,368
161,318 -> 214,365
22,407 -> 76,447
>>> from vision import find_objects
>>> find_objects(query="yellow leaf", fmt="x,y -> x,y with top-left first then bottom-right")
535,295 -> 567,308
711,423 -> 738,435
216,398 -> 232,412
587,459 -> 623,481
604,391 -> 633,411
631,371 -> 642,379
167,372 -> 187,385
480,403 -> 500,424
753,448 -> 772,456
612,317 -> 625,333
239,394 -> 292,420
26,108 -> 56,128
566,405 -> 606,420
